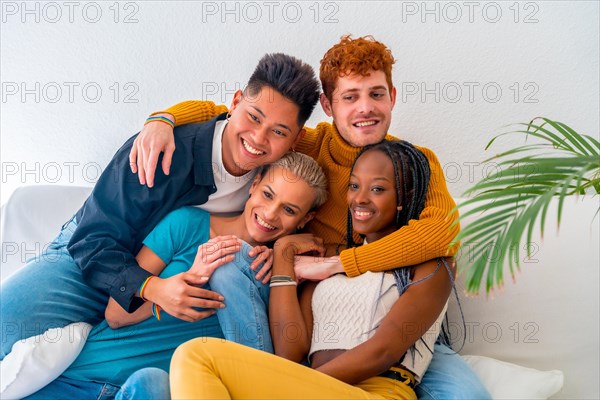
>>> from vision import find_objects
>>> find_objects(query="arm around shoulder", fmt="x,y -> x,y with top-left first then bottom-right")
162,100 -> 228,126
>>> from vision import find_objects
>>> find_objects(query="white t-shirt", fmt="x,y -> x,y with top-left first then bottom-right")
198,120 -> 257,214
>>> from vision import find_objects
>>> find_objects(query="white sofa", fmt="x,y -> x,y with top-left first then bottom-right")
1,185 -> 599,399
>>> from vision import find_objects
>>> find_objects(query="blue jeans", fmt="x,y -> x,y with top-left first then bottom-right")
416,343 -> 491,400
1,218 -> 108,358
24,367 -> 170,400
209,241 -> 272,353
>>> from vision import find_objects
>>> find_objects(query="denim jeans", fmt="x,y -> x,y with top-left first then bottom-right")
416,343 -> 491,400
1,218 -> 108,358
209,241 -> 272,353
1,221 -> 271,359
24,367 -> 170,400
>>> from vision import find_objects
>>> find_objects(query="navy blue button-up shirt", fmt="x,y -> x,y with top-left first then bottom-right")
68,114 -> 227,312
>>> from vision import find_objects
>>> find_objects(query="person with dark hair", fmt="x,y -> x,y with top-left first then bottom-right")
131,35 -> 490,400
168,139 -> 451,400
1,53 -> 321,358
23,152 -> 328,399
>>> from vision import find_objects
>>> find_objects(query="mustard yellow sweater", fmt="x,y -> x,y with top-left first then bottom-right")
161,101 -> 460,276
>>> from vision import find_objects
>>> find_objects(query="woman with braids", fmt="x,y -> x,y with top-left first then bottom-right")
169,140 -> 453,400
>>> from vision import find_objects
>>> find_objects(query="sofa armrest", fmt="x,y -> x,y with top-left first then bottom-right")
1,185 -> 91,281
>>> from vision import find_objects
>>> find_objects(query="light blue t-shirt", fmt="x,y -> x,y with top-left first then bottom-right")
62,207 -> 225,386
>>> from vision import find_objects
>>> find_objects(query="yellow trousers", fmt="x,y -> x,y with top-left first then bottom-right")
170,338 -> 416,400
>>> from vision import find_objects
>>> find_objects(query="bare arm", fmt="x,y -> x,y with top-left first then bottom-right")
105,245 -> 166,328
130,101 -> 227,187
105,235 -> 240,328
316,257 -> 454,384
269,235 -> 324,361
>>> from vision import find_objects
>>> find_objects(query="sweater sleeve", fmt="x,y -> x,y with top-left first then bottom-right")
156,100 -> 229,126
339,146 -> 460,276
295,123 -> 327,159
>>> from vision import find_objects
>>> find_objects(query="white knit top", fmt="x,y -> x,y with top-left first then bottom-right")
309,271 -> 447,382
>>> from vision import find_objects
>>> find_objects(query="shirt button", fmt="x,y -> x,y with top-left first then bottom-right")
120,286 -> 126,292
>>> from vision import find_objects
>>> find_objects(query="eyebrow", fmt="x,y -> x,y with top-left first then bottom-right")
250,106 -> 292,133
349,173 -> 393,182
265,185 -> 302,211
341,85 -> 388,94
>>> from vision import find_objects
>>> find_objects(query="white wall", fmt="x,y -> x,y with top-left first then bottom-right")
2,1 -> 599,205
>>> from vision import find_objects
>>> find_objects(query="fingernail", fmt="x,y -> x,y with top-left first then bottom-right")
220,303 -> 226,308
219,296 -> 224,301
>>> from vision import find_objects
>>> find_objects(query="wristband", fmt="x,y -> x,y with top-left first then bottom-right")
152,303 -> 162,321
270,281 -> 297,288
144,115 -> 175,129
138,276 -> 155,301
270,275 -> 295,283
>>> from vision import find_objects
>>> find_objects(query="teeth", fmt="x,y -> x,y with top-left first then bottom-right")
355,121 -> 377,127
354,210 -> 373,217
256,214 -> 276,230
243,139 -> 264,155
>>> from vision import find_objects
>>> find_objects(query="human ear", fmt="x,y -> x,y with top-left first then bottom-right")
229,90 -> 244,113
298,211 -> 316,230
248,173 -> 263,195
320,93 -> 333,117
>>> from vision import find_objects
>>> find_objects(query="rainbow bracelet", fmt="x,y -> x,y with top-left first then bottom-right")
138,276 -> 154,301
144,115 -> 175,129
152,303 -> 162,321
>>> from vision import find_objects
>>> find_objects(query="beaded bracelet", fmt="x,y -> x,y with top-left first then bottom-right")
144,115 -> 175,129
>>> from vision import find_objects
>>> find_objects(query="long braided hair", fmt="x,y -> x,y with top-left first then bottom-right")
345,139 -> 430,249
346,140 -> 458,355
346,140 -> 466,353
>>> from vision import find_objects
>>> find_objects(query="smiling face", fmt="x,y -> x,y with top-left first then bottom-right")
243,166 -> 316,244
347,149 -> 399,243
320,70 -> 396,148
222,87 -> 305,176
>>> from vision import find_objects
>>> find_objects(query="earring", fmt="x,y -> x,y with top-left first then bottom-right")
226,112 -> 231,121
395,206 -> 403,226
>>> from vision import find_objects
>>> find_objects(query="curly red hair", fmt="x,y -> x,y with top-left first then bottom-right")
320,35 -> 395,101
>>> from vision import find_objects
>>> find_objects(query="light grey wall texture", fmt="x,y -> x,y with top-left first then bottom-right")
2,1 -> 599,204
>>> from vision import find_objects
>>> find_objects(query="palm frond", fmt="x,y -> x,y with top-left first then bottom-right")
455,117 -> 600,294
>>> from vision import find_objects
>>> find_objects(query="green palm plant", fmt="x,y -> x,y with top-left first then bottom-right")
454,117 -> 600,294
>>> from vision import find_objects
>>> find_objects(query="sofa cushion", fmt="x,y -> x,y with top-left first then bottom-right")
463,354 -> 564,399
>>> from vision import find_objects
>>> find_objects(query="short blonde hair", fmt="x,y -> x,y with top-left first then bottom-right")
258,152 -> 328,211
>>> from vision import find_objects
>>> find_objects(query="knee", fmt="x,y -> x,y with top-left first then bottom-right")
119,368 -> 170,400
172,338 -> 238,367
211,261 -> 245,281
172,337 -> 226,364
210,257 -> 256,289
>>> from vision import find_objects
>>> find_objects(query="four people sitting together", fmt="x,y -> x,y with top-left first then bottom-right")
1,36 -> 490,400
